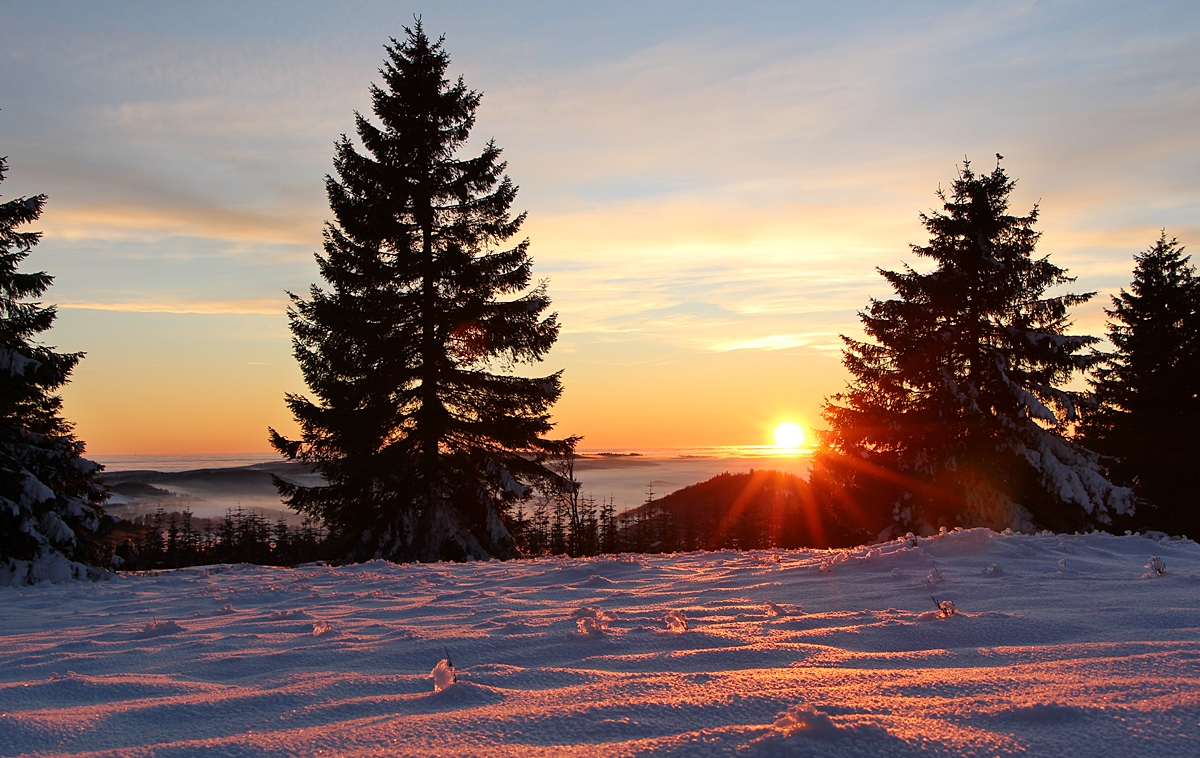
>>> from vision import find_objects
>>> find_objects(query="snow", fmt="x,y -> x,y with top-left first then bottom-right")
2,547 -> 107,587
432,657 -> 457,692
37,511 -> 75,546
1,529 -> 1198,756
20,472 -> 55,506
0,346 -> 40,377
663,608 -> 689,632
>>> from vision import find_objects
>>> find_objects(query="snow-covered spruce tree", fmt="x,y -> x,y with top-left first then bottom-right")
812,158 -> 1133,537
0,157 -> 109,585
270,24 -> 572,562
1081,233 -> 1200,537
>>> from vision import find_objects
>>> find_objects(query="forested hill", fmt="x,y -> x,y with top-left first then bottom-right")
617,469 -> 859,552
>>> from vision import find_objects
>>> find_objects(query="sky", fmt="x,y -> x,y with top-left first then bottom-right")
1,0 -> 1198,455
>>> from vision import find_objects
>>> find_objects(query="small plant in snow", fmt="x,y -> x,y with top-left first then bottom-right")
931,596 -> 957,618
312,621 -> 336,636
663,610 -> 688,632
925,567 -> 944,585
1146,556 -> 1166,577
432,647 -> 457,692
981,563 -> 1004,576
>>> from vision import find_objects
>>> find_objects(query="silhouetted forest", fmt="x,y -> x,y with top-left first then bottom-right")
110,508 -> 327,570
509,469 -> 858,556
107,468 -> 854,567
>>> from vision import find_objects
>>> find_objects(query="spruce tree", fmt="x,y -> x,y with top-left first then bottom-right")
1082,233 -> 1200,536
813,158 -> 1133,537
270,24 -> 571,562
0,157 -> 109,585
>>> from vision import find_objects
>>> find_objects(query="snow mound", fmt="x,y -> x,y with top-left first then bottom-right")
574,606 -> 617,635
743,704 -> 897,754
266,608 -> 311,620
663,609 -> 688,632
578,574 -> 618,587
997,703 -> 1087,723
432,657 -> 456,692
577,616 -> 604,635
134,619 -> 184,638
1,548 -> 108,587
772,704 -> 844,737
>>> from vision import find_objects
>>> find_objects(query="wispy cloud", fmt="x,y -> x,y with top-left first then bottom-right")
58,298 -> 286,316
708,333 -> 842,353
41,203 -> 321,246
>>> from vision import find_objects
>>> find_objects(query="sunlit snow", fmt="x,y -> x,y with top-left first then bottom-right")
1,529 -> 1198,756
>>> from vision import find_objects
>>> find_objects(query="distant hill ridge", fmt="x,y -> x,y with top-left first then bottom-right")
618,469 -> 857,551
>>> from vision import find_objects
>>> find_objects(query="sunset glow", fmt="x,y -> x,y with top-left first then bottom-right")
1,2 -> 1196,456
773,422 -> 805,449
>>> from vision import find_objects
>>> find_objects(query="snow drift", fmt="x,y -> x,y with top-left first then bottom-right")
1,528 -> 1197,756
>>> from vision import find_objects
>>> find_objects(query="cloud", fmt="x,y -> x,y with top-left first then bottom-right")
58,298 -> 286,316
40,203 -> 321,246
709,333 -> 842,353
6,1 -> 1199,361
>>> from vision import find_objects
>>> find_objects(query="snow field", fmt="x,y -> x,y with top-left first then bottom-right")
1,529 -> 1198,756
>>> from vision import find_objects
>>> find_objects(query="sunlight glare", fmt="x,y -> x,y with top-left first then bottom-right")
773,422 -> 805,449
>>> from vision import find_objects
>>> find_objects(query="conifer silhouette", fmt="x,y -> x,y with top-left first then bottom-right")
1082,232 -> 1200,537
271,23 -> 571,562
814,158 -> 1133,536
0,157 -> 109,584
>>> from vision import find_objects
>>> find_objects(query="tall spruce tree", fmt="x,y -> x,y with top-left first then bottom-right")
813,158 -> 1133,537
1082,233 -> 1200,537
270,24 -> 571,562
0,157 -> 109,585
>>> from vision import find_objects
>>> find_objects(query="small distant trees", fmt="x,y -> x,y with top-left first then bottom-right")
114,507 -> 328,570
813,158 -> 1133,538
0,157 -> 109,585
271,24 -> 572,563
1082,233 -> 1200,536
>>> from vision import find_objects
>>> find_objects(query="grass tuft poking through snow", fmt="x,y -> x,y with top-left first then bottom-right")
312,621 -> 336,636
1147,555 -> 1166,577
432,649 -> 457,692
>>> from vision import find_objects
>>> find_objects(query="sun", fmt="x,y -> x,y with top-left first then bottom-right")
773,422 -> 805,449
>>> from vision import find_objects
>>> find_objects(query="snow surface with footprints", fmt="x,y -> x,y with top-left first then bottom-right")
2,529 -> 1198,756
